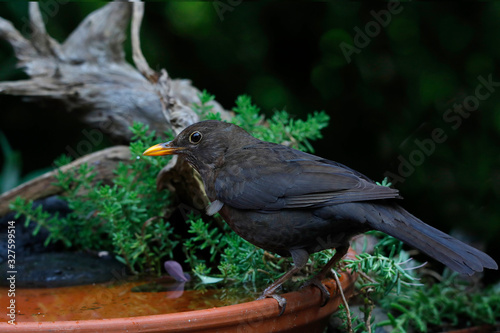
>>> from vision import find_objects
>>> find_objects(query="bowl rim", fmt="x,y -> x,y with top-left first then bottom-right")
1,272 -> 357,332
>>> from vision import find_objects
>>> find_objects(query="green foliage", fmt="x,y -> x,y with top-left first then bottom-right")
376,177 -> 393,187
202,93 -> 330,153
335,232 -> 500,332
230,95 -> 264,131
10,123 -> 177,274
255,110 -> 330,153
11,196 -> 72,247
193,89 -> 217,119
219,233 -> 291,287
232,95 -> 330,153
11,161 -> 101,249
380,272 -> 500,332
332,233 -> 420,332
344,248 -> 421,297
183,213 -> 228,270
181,213 -> 291,290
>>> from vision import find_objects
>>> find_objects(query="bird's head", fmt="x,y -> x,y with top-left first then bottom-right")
143,120 -> 258,174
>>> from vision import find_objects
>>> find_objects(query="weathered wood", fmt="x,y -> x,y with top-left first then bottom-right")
0,2 -> 231,141
0,146 -> 131,216
0,2 -> 238,217
0,2 -> 237,216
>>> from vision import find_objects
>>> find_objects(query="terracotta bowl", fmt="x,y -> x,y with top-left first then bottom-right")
0,251 -> 358,333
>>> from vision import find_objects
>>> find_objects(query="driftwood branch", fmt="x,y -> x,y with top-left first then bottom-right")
0,2 -> 231,141
0,146 -> 131,216
0,2 -> 236,216
131,2 -> 157,83
0,2 -> 234,216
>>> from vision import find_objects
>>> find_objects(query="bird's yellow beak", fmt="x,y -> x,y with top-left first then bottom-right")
143,142 -> 184,156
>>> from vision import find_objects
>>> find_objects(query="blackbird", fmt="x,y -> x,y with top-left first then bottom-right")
144,120 -> 497,312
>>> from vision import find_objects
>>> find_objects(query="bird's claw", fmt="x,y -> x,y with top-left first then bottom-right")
257,293 -> 287,316
301,277 -> 331,307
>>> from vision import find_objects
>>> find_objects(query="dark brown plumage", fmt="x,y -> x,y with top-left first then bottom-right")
144,120 -> 498,313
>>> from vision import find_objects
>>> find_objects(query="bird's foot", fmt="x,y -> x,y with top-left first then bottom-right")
300,277 -> 331,307
257,292 -> 287,316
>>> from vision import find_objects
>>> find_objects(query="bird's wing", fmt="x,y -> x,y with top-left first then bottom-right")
214,144 -> 399,211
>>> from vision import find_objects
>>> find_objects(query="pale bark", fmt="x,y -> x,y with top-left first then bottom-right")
0,146 -> 130,216
0,2 -> 231,141
0,2 -> 230,214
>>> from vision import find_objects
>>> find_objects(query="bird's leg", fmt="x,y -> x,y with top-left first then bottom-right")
258,248 -> 309,316
315,245 -> 349,279
302,245 -> 349,306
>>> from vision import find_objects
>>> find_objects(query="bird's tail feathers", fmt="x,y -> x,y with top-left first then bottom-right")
361,203 -> 498,275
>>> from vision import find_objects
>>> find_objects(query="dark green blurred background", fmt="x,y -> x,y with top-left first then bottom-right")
0,2 -> 499,280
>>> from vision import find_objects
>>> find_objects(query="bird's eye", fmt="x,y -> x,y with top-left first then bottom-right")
189,131 -> 202,144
